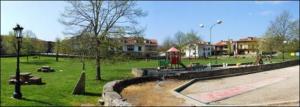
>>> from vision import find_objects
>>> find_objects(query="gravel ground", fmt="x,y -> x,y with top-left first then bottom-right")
121,79 -> 188,106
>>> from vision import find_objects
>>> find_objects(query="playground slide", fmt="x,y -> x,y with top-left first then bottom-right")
179,62 -> 187,69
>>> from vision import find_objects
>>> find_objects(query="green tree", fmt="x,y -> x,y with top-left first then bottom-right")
6,31 -> 18,54
32,38 -> 46,59
54,38 -> 61,62
60,38 -> 72,55
22,30 -> 36,62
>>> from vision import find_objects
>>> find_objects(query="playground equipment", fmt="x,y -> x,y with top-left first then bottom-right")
254,54 -> 264,65
159,47 -> 187,69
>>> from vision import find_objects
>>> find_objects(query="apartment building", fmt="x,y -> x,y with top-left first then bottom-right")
120,37 -> 158,58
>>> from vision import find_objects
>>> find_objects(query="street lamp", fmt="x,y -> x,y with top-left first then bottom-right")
199,24 -> 204,28
210,20 -> 223,65
13,24 -> 23,99
283,40 -> 287,62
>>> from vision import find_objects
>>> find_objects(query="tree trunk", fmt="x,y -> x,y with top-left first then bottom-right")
82,61 -> 85,71
95,39 -> 101,80
56,52 -> 59,62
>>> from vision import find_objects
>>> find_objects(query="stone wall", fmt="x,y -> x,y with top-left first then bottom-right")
101,77 -> 160,106
101,80 -> 132,106
101,60 -> 299,106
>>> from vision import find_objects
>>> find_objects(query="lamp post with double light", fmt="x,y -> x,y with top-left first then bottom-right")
211,20 -> 223,64
200,20 -> 223,66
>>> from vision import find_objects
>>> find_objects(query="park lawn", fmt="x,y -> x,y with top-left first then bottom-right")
1,54 -> 298,106
181,53 -> 298,65
1,56 -> 158,106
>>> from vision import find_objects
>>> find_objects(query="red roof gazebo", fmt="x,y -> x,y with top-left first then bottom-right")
167,47 -> 179,52
166,47 -> 181,68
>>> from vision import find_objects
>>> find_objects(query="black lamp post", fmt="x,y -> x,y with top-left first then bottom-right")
13,24 -> 23,99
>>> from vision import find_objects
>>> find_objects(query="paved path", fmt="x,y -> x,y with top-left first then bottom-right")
181,65 -> 299,106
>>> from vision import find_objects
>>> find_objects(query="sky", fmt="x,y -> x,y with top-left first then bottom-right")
1,1 -> 299,45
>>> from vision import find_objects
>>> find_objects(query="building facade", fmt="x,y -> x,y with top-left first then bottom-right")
214,37 -> 259,56
183,40 -> 212,58
214,39 -> 235,55
120,37 -> 158,58
234,37 -> 259,55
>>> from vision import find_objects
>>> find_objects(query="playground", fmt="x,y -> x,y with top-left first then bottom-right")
134,47 -> 278,78
158,47 -> 187,69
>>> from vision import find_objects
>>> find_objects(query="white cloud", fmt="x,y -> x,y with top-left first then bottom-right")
255,1 -> 289,5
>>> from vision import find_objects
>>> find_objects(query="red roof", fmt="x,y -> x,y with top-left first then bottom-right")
214,41 -> 227,46
238,37 -> 257,42
167,47 -> 179,52
149,39 -> 157,44
123,37 -> 157,45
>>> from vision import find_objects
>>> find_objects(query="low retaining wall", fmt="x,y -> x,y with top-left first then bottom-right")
101,60 -> 299,106
132,62 -> 257,77
132,68 -> 187,77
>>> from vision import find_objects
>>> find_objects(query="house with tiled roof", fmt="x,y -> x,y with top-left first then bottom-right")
120,36 -> 158,58
183,40 -> 213,58
213,36 -> 259,56
214,40 -> 233,55
234,37 -> 259,55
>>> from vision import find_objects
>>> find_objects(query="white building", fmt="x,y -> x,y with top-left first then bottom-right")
183,40 -> 212,58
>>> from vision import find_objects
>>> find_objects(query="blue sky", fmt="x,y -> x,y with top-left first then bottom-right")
1,1 -> 299,45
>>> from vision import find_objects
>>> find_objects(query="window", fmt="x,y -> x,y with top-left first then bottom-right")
127,45 -> 134,51
138,46 -> 142,51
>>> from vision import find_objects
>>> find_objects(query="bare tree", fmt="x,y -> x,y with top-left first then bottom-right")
286,19 -> 299,52
60,1 -> 146,80
260,11 -> 294,53
173,31 -> 185,52
183,30 -> 201,44
162,36 -> 175,51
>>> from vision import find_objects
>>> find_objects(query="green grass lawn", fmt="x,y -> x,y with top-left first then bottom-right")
1,54 -> 298,106
181,53 -> 298,65
1,56 -> 158,106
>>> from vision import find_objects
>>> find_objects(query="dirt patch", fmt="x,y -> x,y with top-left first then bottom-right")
121,79 -> 188,106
